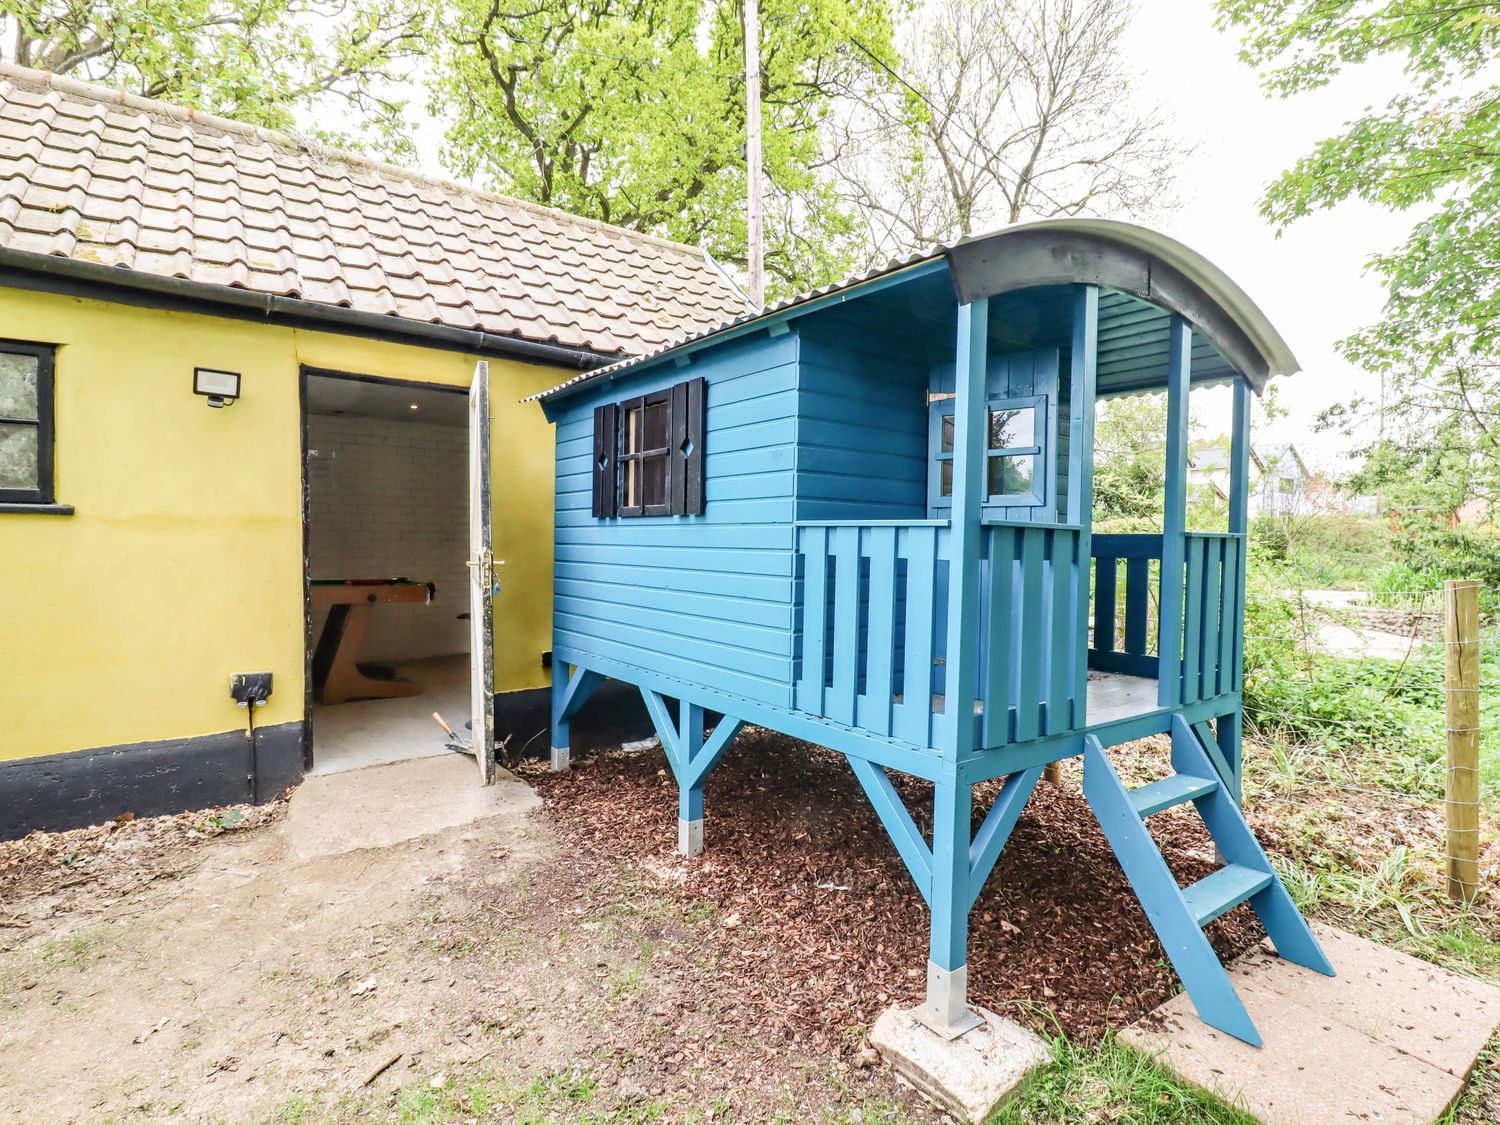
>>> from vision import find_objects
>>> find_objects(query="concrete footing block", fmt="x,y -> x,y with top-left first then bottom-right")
678,817 -> 703,857
870,1005 -> 1050,1123
549,745 -> 569,771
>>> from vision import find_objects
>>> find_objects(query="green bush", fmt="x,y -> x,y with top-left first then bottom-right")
1240,549 -> 1500,799
1250,512 -> 1394,589
1392,517 -> 1500,589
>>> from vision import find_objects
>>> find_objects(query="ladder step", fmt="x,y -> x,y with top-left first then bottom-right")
1128,773 -> 1219,818
1183,864 -> 1273,927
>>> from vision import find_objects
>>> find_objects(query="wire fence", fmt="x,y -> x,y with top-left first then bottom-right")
1237,581 -> 1495,903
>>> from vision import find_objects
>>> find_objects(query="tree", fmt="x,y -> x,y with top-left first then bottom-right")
425,0 -> 897,296
1216,0 -> 1500,527
1327,358 -> 1498,522
1092,393 -> 1170,526
0,1 -> 425,152
829,0 -> 1187,259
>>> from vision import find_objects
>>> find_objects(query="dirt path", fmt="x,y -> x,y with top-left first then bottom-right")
0,753 -> 927,1124
0,731 -> 1322,1124
0,756 -> 553,1123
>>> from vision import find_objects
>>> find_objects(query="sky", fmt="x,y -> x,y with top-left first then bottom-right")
379,2 -> 1412,474
1119,3 -> 1411,467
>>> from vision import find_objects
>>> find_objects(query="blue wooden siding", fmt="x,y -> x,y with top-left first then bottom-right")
552,332 -> 801,707
793,324 -> 928,521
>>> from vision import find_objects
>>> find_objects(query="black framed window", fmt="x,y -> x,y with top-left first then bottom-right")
592,377 -> 705,518
619,389 -> 672,516
0,341 -> 56,506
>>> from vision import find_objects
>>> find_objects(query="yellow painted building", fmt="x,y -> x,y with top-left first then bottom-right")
0,64 -> 746,834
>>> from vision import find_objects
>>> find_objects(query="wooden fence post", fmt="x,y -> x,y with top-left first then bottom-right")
1445,579 -> 1481,904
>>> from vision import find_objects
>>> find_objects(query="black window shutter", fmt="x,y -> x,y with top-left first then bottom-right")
592,402 -> 617,518
669,380 -> 688,515
684,376 -> 705,515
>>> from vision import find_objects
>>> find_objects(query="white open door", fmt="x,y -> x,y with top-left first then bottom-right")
467,361 -> 497,784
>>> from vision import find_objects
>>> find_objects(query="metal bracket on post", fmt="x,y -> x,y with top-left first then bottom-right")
915,962 -> 983,1040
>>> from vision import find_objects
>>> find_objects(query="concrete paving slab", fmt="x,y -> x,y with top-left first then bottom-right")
287,753 -> 538,860
1230,925 -> 1500,1075
1121,924 -> 1500,1124
871,1005 -> 1050,1122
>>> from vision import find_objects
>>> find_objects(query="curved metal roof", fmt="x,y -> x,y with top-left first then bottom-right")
945,219 -> 1299,391
528,218 -> 1299,402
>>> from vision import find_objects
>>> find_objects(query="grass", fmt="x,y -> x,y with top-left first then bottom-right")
38,932 -> 97,970
989,1033 -> 1257,1124
1,930 -> 103,1000
1441,1035 -> 1500,1125
260,1065 -> 910,1125
260,1066 -> 671,1125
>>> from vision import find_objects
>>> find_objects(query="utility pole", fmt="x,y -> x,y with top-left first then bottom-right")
744,0 -> 764,306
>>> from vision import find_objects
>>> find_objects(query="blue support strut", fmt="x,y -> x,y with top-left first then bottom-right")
847,757 -> 1042,1038
551,664 -> 602,771
922,778 -> 982,1037
639,687 -> 743,857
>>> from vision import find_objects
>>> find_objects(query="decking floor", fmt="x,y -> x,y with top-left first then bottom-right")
921,669 -> 1160,726
1085,670 -> 1159,725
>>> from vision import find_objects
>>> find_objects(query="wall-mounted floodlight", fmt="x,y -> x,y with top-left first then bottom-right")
194,367 -> 241,408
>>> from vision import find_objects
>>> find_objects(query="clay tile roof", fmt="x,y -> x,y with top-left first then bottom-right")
0,63 -> 751,357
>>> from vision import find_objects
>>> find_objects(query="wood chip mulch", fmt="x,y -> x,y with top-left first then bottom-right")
527,729 -> 1263,1047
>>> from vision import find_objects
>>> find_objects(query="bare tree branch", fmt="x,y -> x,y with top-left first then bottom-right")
830,0 -> 1192,265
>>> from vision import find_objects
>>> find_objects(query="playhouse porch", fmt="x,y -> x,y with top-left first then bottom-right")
791,519 -> 1246,761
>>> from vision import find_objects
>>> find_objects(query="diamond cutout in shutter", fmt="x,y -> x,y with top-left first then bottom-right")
680,437 -> 694,458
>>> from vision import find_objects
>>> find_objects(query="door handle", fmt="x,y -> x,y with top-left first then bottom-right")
466,554 -> 502,597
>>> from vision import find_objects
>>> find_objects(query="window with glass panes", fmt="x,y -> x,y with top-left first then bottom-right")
590,377 -> 706,518
0,341 -> 56,506
929,393 -> 1046,509
618,389 -> 672,516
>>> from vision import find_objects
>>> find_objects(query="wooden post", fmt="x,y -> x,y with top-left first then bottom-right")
1158,316 -> 1191,709
1044,285 -> 1099,787
1445,579 -> 1481,903
743,0 -> 764,306
1223,377 -> 1252,801
941,298 -> 989,760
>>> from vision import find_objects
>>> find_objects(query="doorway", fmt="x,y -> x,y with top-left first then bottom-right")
301,369 -> 472,775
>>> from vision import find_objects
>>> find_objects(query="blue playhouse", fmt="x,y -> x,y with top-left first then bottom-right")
530,220 -> 1333,1047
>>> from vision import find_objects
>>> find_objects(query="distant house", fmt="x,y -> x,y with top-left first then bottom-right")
1187,440 -> 1233,505
1454,497 -> 1490,526
1304,474 -> 1379,517
1254,443 -> 1310,516
1189,440 -> 1315,517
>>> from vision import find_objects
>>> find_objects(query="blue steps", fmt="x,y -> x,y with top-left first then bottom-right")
1129,772 -> 1219,817
1082,715 -> 1334,1047
1182,864 -> 1273,926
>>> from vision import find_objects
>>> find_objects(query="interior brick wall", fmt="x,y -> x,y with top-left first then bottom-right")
306,413 -> 469,664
